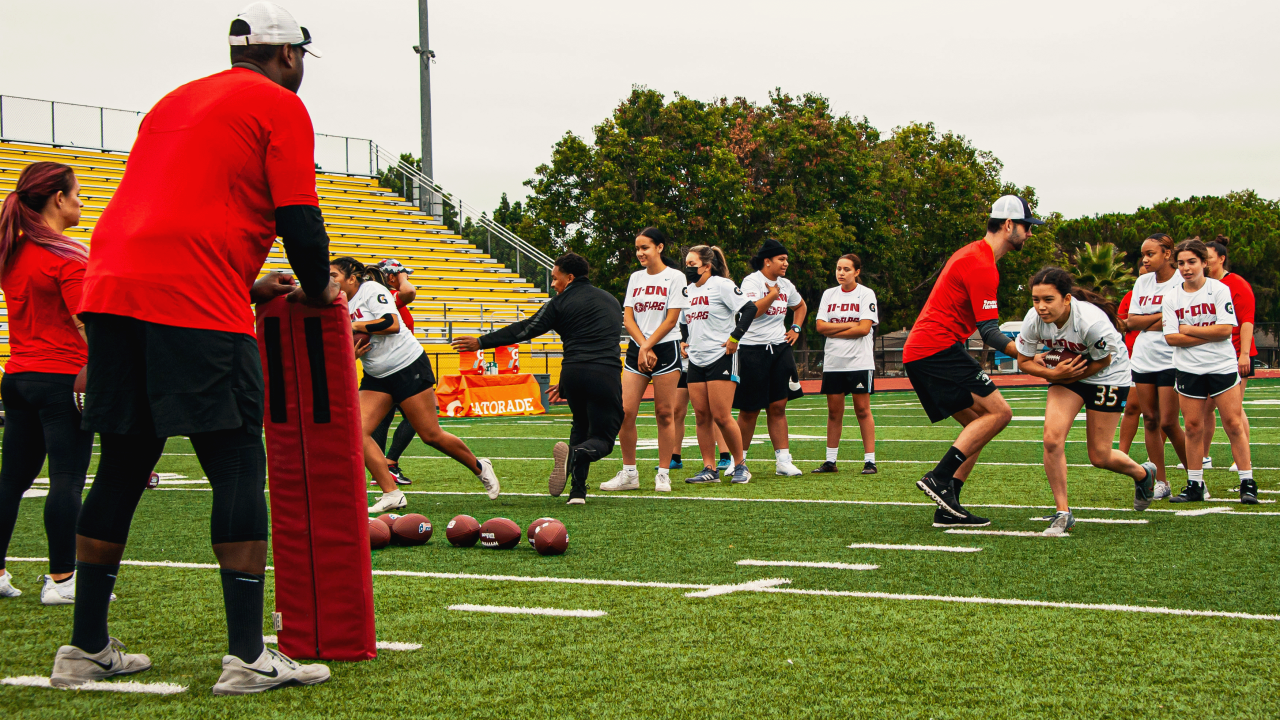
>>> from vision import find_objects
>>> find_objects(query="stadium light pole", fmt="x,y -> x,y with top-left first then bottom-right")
413,0 -> 436,217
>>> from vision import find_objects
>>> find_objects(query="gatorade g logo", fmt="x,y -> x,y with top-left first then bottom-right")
446,400 -> 463,416
869,302 -> 876,312
376,293 -> 389,304
681,287 -> 689,297
1095,339 -> 1107,350
1226,302 -> 1234,315
734,287 -> 743,295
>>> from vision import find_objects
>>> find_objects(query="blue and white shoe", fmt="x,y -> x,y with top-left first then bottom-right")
685,467 -> 720,484
1043,510 -> 1075,535
716,457 -> 731,472
730,463 -> 752,484
1134,461 -> 1157,511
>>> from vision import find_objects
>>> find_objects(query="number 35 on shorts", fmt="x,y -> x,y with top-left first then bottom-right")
1089,384 -> 1126,411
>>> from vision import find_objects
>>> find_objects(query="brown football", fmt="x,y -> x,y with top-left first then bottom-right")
480,517 -> 522,549
391,513 -> 432,546
533,520 -> 569,556
526,517 -> 557,547
1043,349 -> 1083,369
369,519 -> 391,550
375,513 -> 403,531
445,514 -> 481,547
73,366 -> 87,413
353,331 -> 371,349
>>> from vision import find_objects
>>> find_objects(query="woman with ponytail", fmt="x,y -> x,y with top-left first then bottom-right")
0,162 -> 96,604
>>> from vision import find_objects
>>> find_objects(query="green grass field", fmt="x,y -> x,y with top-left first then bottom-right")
3,379 -> 1278,718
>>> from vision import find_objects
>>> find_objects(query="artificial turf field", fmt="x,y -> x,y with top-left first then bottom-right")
2,379 -> 1278,718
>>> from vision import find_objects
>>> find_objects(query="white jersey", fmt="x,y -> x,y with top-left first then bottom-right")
1015,300 -> 1130,386
1129,271 -> 1179,373
739,271 -> 802,345
623,266 -> 690,344
817,284 -> 878,372
349,280 -> 423,378
1161,277 -> 1238,375
682,275 -> 751,367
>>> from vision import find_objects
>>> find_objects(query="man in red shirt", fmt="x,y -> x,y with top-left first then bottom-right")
51,2 -> 338,695
903,195 -> 1047,527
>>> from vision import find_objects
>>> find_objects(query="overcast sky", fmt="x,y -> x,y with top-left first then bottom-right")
3,0 -> 1277,220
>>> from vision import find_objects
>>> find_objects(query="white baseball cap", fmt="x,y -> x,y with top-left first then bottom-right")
228,2 -> 322,57
989,195 -> 1044,225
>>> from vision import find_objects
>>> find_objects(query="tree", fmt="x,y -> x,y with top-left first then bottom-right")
1070,243 -> 1134,301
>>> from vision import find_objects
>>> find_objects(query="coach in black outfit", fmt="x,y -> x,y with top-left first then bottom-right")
452,253 -> 623,505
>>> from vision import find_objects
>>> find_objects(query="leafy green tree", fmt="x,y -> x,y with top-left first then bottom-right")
1070,243 -> 1134,301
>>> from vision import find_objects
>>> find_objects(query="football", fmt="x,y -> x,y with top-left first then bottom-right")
527,517 -> 557,547
375,513 -> 403,531
480,517 -> 522,549
533,520 -> 569,556
353,331 -> 371,349
445,514 -> 481,547
73,366 -> 87,413
391,513 -> 432,546
1043,349 -> 1082,369
369,519 -> 391,550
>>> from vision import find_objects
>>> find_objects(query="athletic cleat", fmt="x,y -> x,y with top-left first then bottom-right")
861,461 -> 878,475
811,461 -> 838,474
1240,479 -> 1259,505
477,458 -> 500,499
654,473 -> 672,493
932,508 -> 990,528
1134,461 -> 1157,511
1043,510 -> 1076,535
549,442 -> 569,497
599,469 -> 640,491
387,464 -> 413,486
686,467 -> 720,484
50,638 -> 151,687
716,457 -> 731,472
916,471 -> 965,517
1153,479 -> 1172,500
1203,457 -> 1213,469
1229,462 -> 1239,472
731,464 -> 752,484
1169,483 -> 1206,504
0,569 -> 20,597
775,460 -> 803,477
211,646 -> 330,696
368,491 -> 407,514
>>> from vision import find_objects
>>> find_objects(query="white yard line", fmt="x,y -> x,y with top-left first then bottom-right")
1175,507 -> 1232,517
1027,517 -> 1149,524
848,542 -> 982,553
447,604 -> 607,618
2,676 -> 187,694
685,578 -> 792,598
736,559 -> 878,571
946,529 -> 1067,538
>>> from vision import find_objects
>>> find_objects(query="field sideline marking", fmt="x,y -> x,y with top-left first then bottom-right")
946,529 -> 1067,538
447,604 -> 607,618
262,635 -> 421,651
1175,507 -> 1232,516
1028,517 -> 1149,524
736,559 -> 878,571
848,542 -> 981,552
685,578 -> 792,598
1,676 -> 187,694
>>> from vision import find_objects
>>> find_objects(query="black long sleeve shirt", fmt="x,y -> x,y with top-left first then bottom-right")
478,277 -> 622,368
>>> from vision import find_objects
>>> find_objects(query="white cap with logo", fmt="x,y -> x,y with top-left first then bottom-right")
989,195 -> 1044,225
228,2 -> 322,57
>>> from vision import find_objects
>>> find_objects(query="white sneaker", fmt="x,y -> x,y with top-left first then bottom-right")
39,572 -> 117,605
0,569 -> 20,597
1153,480 -> 1172,500
477,458 -> 500,499
368,491 -> 407,514
1204,457 -> 1213,469
654,473 -> 671,492
775,460 -> 803,477
599,469 -> 639,491
211,647 -> 330,696
1230,462 -> 1239,472
50,638 -> 151,687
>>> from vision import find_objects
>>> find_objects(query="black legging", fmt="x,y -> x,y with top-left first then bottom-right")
370,405 -> 417,463
558,363 -> 624,490
0,372 -> 94,575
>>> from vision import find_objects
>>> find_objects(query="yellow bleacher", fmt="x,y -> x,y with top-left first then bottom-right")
0,140 -> 582,383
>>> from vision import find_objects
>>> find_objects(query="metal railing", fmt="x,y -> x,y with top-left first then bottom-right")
314,133 -> 382,176
0,95 -> 142,153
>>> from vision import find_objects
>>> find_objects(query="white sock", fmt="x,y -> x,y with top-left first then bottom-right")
864,452 -> 876,462
623,464 -> 637,475
775,449 -> 791,463
1188,470 -> 1204,485
656,467 -> 669,478
826,447 -> 839,462
384,489 -> 402,498
1239,469 -> 1253,482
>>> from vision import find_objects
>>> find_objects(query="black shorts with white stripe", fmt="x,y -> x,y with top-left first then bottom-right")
821,369 -> 875,396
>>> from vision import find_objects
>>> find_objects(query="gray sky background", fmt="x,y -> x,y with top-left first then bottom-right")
3,0 -> 1277,220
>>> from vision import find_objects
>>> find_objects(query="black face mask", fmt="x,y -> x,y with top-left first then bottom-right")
684,266 -> 702,284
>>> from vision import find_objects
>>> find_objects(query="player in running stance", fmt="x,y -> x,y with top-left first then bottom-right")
903,195 -> 1038,528
813,253 -> 878,475
733,240 -> 807,477
330,257 -> 500,514
601,228 -> 689,493
1199,237 -> 1256,473
368,259 -> 418,485
682,245 -> 765,484
1161,240 -> 1255,504
1126,234 -> 1190,497
1015,267 -> 1158,534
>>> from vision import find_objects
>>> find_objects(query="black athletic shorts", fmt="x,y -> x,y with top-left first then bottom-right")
360,352 -> 437,404
1060,382 -> 1130,413
624,339 -> 682,378
733,343 -> 804,411
80,313 -> 263,437
1131,368 -> 1176,388
821,369 -> 875,396
687,353 -> 738,384
904,343 -> 997,424
1174,370 -> 1239,399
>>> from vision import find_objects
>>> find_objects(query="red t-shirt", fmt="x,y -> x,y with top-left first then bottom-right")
2,241 -> 88,374
1118,290 -> 1138,355
79,68 -> 319,335
395,293 -> 414,333
1220,272 -> 1257,357
903,239 -> 999,363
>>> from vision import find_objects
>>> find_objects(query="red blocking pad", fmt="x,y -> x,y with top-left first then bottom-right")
257,296 -> 377,661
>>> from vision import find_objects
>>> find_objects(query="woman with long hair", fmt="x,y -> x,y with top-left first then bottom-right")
813,253 -> 878,475
367,260 -> 418,485
1161,240 -> 1254,504
329,257 -> 500,512
601,227 -> 689,493
0,162 -> 100,604
681,245 -> 764,484
1199,236 -> 1255,474
1125,233 -> 1189,498
1016,267 -> 1157,533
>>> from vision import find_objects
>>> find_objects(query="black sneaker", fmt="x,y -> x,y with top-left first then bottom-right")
1240,479 -> 1259,505
811,461 -> 838,474
388,464 -> 413,486
861,461 -> 878,475
566,485 -> 587,505
932,507 -> 990,528
916,471 -> 965,516
1169,482 -> 1206,504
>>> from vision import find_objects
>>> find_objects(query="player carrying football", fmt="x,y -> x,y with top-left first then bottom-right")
1015,267 -> 1158,533
902,195 -> 1037,528
813,253 -> 879,475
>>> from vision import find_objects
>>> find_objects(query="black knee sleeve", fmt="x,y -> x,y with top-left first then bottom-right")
191,427 -> 268,545
77,434 -> 166,544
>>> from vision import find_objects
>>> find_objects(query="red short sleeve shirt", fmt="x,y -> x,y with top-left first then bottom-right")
903,239 -> 999,363
1118,291 -> 1138,354
79,68 -> 319,335
2,241 -> 88,374
1220,272 -> 1257,357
